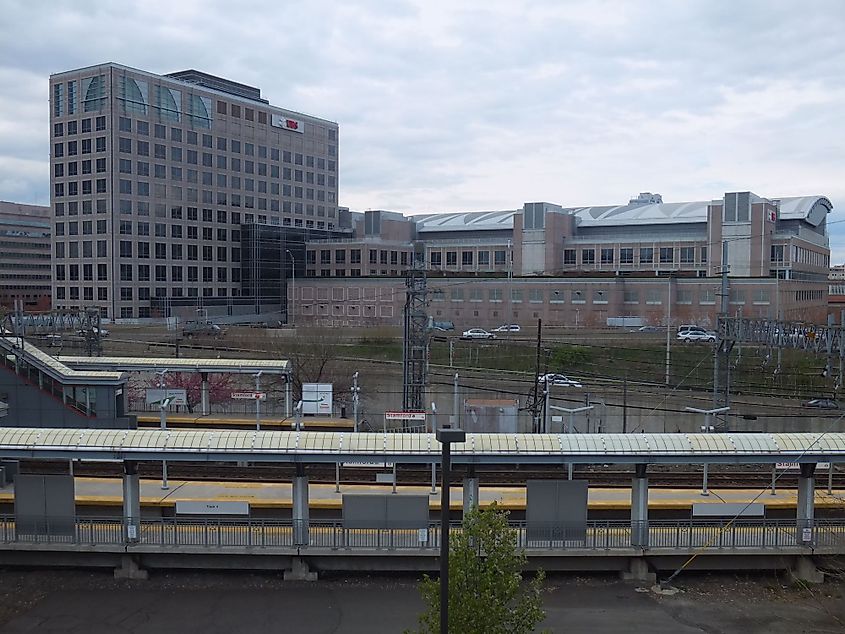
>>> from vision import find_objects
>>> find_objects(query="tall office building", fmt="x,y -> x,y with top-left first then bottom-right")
0,201 -> 51,311
49,63 -> 339,319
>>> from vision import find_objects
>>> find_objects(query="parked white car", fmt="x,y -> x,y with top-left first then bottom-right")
677,328 -> 716,343
538,373 -> 583,388
492,324 -> 521,333
461,328 -> 496,340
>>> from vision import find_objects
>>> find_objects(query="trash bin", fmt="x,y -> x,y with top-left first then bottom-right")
341,405 -> 348,419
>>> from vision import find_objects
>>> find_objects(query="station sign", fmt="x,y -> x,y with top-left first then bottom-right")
775,462 -> 830,471
385,411 -> 426,421
145,388 -> 187,406
232,392 -> 267,401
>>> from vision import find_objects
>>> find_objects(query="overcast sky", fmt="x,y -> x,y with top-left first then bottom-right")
1,0 -> 844,258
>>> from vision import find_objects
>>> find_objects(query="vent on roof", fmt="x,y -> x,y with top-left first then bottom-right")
629,192 -> 663,205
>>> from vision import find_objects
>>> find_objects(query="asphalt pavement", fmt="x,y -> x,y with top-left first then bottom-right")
0,570 -> 843,633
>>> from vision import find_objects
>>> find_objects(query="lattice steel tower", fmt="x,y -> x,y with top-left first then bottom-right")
402,243 -> 429,414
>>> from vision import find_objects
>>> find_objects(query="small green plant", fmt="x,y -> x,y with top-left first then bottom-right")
408,503 -> 548,634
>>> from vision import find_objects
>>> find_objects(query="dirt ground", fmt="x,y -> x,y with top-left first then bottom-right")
0,569 -> 843,633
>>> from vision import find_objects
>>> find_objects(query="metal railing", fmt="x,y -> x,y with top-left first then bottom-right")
2,516 -> 844,552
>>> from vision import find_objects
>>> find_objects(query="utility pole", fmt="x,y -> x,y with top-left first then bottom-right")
622,374 -> 628,434
285,249 -> 296,327
713,240 -> 730,407
351,371 -> 360,432
452,373 -> 460,427
526,319 -> 544,432
665,276 -> 671,386
543,377 -> 550,433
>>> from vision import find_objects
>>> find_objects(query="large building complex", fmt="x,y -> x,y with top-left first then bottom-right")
0,201 -> 51,311
49,63 -> 339,319
292,192 -> 832,328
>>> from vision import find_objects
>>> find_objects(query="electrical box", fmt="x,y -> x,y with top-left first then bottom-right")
302,383 -> 332,415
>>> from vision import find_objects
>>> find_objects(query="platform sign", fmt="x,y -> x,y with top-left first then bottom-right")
145,388 -> 188,406
232,392 -> 267,401
384,411 -> 426,422
775,462 -> 830,471
176,501 -> 250,515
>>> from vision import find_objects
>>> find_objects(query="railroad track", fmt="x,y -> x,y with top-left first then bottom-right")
18,460 -> 845,490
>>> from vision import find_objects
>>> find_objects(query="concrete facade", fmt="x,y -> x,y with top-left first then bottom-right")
49,63 -> 339,321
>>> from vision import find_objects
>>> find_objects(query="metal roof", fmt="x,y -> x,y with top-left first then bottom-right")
57,356 -> 290,375
408,196 -> 831,231
0,428 -> 841,465
1,338 -> 125,385
413,210 -> 518,233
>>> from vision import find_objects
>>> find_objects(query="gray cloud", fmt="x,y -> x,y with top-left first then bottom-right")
1,0 -> 843,255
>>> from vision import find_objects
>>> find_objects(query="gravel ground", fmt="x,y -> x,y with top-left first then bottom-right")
0,569 -> 843,633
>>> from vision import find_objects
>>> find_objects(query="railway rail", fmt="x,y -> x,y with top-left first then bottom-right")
17,460 -> 844,490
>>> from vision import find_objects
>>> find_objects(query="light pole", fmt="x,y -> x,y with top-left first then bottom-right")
685,406 -> 730,496
549,404 -> 593,479
156,369 -> 170,490
285,249 -> 295,327
436,426 -> 466,634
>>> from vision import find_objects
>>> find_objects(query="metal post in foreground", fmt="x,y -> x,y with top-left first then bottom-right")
437,426 -> 466,634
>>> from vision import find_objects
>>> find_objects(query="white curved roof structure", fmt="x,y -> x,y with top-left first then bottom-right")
0,428 -> 841,465
569,201 -> 709,227
409,195 -> 831,231
414,210 -> 517,233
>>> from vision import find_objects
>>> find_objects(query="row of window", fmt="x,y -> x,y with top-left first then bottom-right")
54,239 -> 242,261
563,246 -> 707,266
52,116 -> 106,136
53,137 -> 106,158
305,249 -> 411,266
430,250 -> 509,267
55,263 -> 241,284
54,179 -> 107,197
53,158 -> 107,178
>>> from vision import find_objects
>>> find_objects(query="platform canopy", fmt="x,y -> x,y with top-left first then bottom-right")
0,428 -> 843,465
57,356 -> 290,375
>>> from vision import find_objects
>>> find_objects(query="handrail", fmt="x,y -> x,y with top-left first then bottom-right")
3,515 -> 843,552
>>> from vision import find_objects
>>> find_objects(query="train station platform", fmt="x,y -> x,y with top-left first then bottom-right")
135,414 -> 355,431
2,476 -> 844,512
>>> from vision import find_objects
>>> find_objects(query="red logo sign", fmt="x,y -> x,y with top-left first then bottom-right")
286,119 -> 298,130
